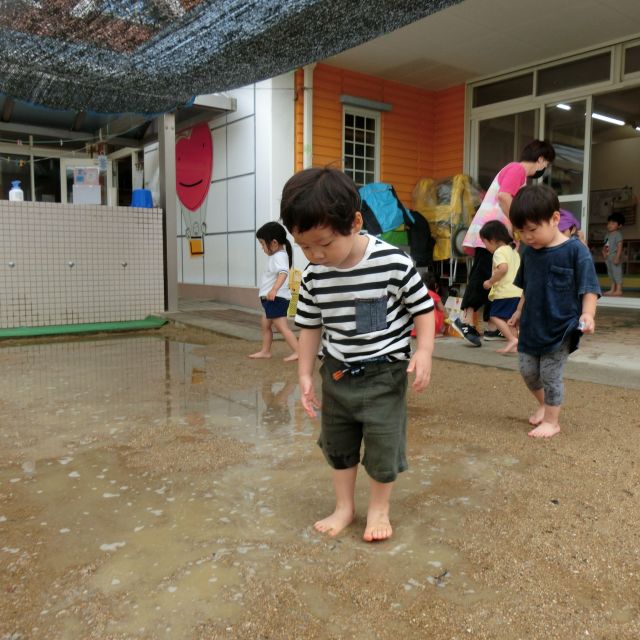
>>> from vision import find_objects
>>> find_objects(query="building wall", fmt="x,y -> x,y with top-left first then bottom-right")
590,137 -> 640,240
309,63 -> 464,207
433,85 -> 465,179
295,69 -> 305,171
146,74 -> 296,301
0,201 -> 163,328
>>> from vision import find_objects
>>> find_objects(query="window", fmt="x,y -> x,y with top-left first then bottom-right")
343,108 -> 379,187
537,52 -> 611,95
473,73 -> 533,108
0,153 -> 32,200
34,157 -> 61,202
624,43 -> 640,75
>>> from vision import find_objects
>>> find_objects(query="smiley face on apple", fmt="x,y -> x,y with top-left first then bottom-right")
176,122 -> 213,212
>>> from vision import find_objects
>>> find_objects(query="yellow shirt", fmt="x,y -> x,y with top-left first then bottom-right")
489,245 -> 523,301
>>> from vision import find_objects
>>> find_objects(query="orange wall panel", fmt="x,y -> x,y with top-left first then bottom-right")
294,69 -> 304,172
310,64 -> 465,207
433,85 -> 465,179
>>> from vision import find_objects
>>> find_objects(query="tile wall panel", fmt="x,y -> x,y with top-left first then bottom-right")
0,201 -> 164,328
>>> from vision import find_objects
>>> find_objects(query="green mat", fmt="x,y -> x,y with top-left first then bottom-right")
0,315 -> 167,339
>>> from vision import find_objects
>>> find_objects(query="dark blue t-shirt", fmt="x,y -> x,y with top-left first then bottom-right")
515,236 -> 601,356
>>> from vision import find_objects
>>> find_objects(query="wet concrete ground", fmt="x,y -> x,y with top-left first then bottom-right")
1,329 -> 639,639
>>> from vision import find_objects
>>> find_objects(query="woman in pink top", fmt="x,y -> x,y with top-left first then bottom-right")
451,140 -> 556,347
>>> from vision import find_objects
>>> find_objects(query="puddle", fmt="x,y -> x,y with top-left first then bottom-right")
0,335 -> 522,638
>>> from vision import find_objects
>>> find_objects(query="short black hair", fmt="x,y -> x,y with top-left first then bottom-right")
479,220 -> 513,244
510,184 -> 559,229
423,271 -> 438,291
280,167 -> 360,235
519,139 -> 556,163
608,212 -> 625,226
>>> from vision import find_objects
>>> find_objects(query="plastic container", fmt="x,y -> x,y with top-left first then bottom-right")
9,180 -> 24,201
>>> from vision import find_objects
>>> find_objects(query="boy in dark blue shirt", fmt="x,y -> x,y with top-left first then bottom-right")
507,185 -> 600,439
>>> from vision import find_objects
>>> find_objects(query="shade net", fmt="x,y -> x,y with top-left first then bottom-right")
0,0 -> 461,114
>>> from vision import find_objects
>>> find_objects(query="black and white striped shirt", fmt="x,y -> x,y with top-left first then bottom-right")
295,235 -> 433,362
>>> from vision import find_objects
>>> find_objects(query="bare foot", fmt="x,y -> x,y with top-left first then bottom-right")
363,511 -> 392,542
496,340 -> 518,354
248,351 -> 272,359
313,507 -> 355,537
603,290 -> 615,296
610,291 -> 623,297
528,405 -> 545,426
528,421 -> 560,438
283,353 -> 299,362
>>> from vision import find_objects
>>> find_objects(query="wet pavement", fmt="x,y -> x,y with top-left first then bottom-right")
1,309 -> 639,639
164,300 -> 640,389
0,336 -> 503,638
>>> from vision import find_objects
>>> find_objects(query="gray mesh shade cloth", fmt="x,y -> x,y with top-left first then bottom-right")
0,0 -> 461,114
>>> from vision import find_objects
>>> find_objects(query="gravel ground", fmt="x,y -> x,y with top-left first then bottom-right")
0,327 -> 638,639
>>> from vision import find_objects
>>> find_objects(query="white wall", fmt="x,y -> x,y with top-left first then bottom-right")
591,137 -> 640,240
0,201 -> 164,328
145,74 -> 296,294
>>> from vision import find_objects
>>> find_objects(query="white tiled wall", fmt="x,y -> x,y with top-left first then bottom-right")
0,201 -> 164,328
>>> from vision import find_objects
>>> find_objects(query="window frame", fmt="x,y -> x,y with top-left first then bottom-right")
342,106 -> 380,188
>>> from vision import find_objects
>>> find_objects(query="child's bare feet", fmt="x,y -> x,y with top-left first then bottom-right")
314,507 -> 355,537
528,405 -> 545,426
528,421 -> 560,438
248,351 -> 272,359
283,353 -> 298,362
496,339 -> 518,354
363,511 -> 393,542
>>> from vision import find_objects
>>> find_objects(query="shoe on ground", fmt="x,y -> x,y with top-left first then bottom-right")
483,329 -> 506,341
452,318 -> 482,347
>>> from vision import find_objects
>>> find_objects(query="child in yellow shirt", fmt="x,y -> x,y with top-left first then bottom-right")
479,221 -> 522,354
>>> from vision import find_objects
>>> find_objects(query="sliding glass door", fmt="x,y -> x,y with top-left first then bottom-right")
543,98 -> 590,226
474,110 -> 538,191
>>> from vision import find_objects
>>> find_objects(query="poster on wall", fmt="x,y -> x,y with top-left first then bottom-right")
176,122 -> 213,256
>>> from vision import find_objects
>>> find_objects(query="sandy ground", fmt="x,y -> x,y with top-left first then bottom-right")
0,325 -> 639,639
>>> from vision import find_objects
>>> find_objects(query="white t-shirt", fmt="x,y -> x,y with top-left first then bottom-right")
259,250 -> 291,299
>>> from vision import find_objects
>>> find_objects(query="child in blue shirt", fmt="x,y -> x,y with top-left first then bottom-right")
507,185 -> 600,439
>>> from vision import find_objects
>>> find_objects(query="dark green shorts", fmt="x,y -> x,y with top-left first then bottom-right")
318,356 -> 408,483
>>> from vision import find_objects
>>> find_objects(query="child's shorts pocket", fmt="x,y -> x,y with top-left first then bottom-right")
355,297 -> 387,334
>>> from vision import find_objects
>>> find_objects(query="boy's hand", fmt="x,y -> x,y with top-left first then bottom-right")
299,374 -> 321,418
613,256 -> 620,265
266,288 -> 277,301
579,313 -> 595,334
482,279 -> 492,290
507,309 -> 521,327
406,349 -> 432,392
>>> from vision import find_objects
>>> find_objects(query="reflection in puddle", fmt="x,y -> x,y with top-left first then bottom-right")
0,336 -> 514,638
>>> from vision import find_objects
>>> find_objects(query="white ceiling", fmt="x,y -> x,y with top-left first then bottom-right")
324,0 -> 640,90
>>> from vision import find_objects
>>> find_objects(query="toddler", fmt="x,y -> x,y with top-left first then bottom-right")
479,220 -> 522,354
602,212 -> 625,296
249,221 -> 299,362
280,167 -> 435,542
508,185 -> 600,439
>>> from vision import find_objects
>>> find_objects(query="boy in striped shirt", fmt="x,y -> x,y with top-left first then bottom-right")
280,168 -> 435,542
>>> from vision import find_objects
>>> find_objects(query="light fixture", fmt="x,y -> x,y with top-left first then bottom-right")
556,103 -> 571,111
592,112 -> 625,126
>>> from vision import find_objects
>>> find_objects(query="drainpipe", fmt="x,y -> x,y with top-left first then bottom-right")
303,64 -> 316,169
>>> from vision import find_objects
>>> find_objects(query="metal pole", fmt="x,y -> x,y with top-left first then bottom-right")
158,112 -> 179,312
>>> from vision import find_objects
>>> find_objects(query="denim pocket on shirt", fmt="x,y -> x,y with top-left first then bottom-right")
548,265 -> 574,291
355,297 -> 387,334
